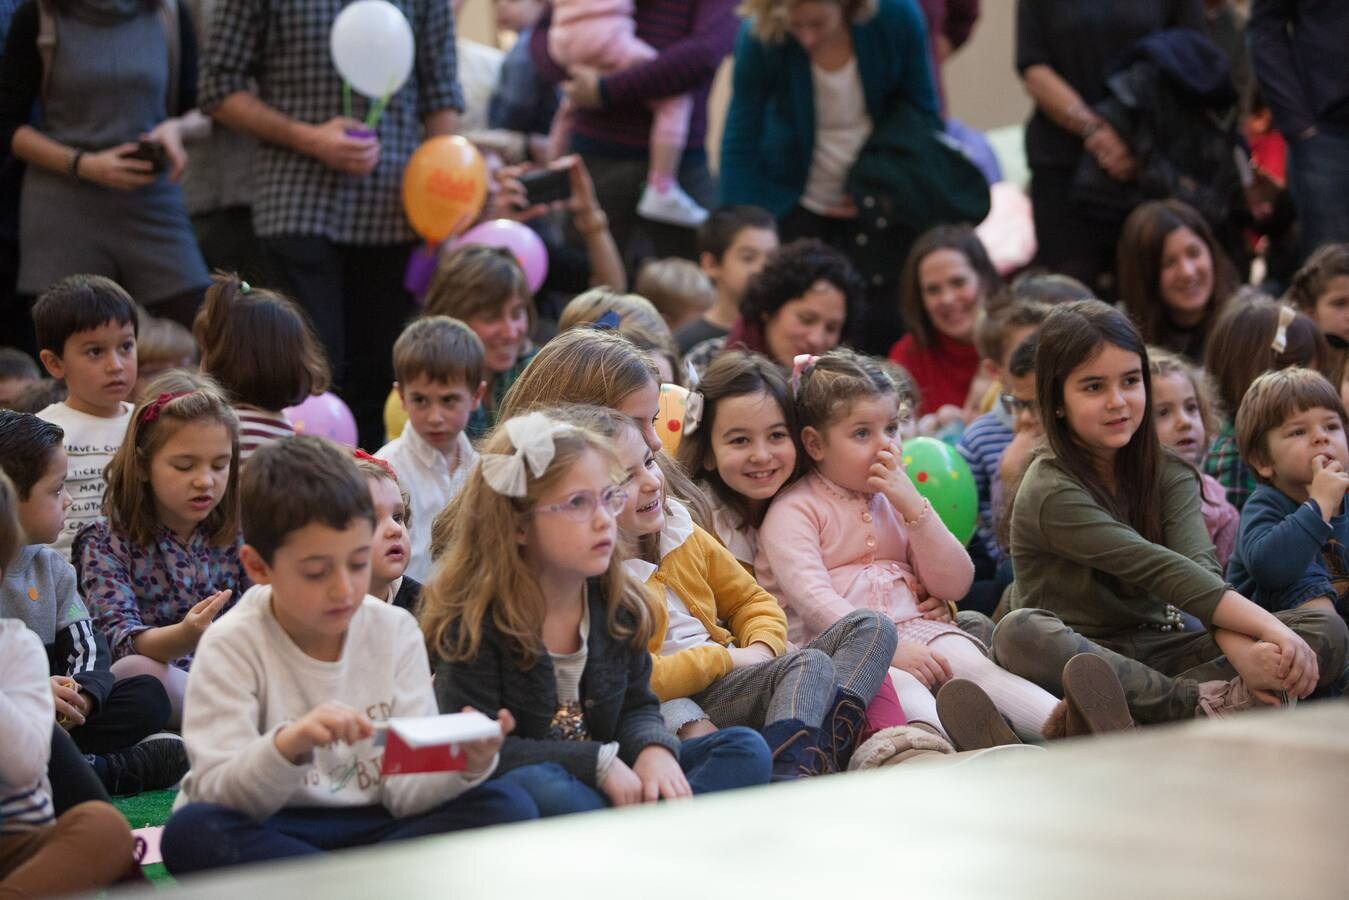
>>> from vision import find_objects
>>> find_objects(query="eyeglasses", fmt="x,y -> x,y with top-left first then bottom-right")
999,393 -> 1037,417
535,485 -> 628,522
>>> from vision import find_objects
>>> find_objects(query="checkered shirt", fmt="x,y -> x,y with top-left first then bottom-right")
199,0 -> 463,244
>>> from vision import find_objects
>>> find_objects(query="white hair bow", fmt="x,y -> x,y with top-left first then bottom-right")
480,412 -> 565,497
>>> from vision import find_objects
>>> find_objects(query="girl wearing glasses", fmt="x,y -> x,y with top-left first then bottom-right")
423,411 -> 771,817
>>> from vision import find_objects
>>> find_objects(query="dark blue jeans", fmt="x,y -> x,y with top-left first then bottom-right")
161,781 -> 536,875
498,727 -> 771,817
1288,129 -> 1349,260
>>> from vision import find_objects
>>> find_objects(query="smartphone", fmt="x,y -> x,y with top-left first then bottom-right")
520,167 -> 571,206
128,139 -> 168,174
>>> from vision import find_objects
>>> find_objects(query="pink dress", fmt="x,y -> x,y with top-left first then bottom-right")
756,471 -> 978,649
1199,472 -> 1238,568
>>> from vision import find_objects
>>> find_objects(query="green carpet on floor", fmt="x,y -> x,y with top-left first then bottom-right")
113,790 -> 178,887
112,788 -> 177,828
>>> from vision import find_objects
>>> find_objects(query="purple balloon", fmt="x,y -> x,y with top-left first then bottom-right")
285,392 -> 358,447
453,219 -> 549,295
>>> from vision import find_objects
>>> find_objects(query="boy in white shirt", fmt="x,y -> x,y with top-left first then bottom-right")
32,275 -> 138,560
377,317 -> 485,581
160,436 -> 535,875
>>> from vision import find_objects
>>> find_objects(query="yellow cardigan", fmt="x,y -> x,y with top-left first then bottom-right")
628,502 -> 788,702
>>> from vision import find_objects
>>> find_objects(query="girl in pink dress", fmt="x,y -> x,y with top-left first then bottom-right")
756,350 -> 1069,745
1149,350 -> 1239,567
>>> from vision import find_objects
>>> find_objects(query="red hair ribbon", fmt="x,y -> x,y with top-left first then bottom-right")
140,391 -> 192,424
353,448 -> 398,482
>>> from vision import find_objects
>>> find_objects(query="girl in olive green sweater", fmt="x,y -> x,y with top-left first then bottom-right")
993,301 -> 1348,724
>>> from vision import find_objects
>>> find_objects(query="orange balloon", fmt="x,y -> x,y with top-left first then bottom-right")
401,136 -> 488,244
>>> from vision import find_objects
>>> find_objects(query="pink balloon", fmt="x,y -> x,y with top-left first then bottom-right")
284,392 -> 358,447
453,219 -> 549,295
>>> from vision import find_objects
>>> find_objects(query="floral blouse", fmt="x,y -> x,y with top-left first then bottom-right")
75,521 -> 249,670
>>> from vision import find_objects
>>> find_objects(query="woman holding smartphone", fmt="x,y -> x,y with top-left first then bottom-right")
0,0 -> 211,329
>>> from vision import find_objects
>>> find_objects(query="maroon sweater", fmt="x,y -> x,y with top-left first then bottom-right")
529,0 -> 738,157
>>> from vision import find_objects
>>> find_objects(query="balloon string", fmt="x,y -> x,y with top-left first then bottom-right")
343,81 -> 353,120
364,74 -> 398,130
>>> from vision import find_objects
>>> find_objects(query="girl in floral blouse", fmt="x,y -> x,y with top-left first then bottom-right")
76,372 -> 248,727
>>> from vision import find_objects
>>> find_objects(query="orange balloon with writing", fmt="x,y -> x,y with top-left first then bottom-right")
402,136 -> 488,244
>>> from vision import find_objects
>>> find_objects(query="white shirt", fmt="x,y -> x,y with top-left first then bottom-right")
376,428 -> 477,582
456,38 -> 505,135
623,501 -> 725,657
176,585 -> 493,819
37,402 -> 133,561
0,621 -> 56,832
800,57 -> 872,215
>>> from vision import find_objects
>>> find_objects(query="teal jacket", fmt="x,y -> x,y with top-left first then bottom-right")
719,0 -> 939,217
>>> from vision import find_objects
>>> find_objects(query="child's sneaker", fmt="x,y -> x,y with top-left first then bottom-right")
94,733 -> 189,795
637,182 -> 709,228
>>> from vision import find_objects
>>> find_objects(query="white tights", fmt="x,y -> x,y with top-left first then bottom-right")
890,634 -> 1060,742
111,655 -> 189,730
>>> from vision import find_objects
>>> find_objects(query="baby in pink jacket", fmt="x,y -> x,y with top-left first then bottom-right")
547,0 -> 707,227
757,351 -> 1063,744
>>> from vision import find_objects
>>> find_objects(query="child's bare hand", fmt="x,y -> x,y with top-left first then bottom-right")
275,702 -> 374,764
49,676 -> 90,726
892,641 -> 952,689
868,442 -> 925,520
1261,625 -> 1320,698
632,746 -> 691,802
599,758 -> 644,807
917,596 -> 954,622
181,589 -> 231,645
459,707 -> 514,775
1308,454 -> 1349,521
727,643 -> 774,669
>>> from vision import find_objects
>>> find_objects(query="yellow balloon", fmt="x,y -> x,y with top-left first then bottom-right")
654,383 -> 688,455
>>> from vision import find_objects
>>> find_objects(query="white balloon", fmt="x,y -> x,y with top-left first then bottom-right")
330,0 -> 415,99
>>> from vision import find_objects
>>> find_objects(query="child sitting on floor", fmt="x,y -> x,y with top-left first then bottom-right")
376,317 -> 484,583
759,350 -> 1132,749
1228,367 -> 1349,624
194,273 -> 331,462
0,472 -> 137,897
425,411 -> 771,816
161,436 -> 536,874
0,411 -> 183,795
75,372 -> 248,727
353,451 -> 420,612
1149,350 -> 1239,567
32,274 -> 138,559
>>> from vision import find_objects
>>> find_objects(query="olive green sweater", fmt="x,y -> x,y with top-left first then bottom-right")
1008,453 -> 1228,637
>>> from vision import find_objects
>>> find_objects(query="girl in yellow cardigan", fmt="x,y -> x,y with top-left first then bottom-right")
575,406 -> 896,779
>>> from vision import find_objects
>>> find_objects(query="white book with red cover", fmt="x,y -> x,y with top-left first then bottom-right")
379,711 -> 500,775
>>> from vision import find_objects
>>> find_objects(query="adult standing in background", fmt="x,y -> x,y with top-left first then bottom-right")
0,0 -> 212,328
529,0 -> 738,268
1016,0 -> 1205,294
1249,0 -> 1349,262
199,0 -> 463,450
179,0 -> 266,284
719,0 -> 939,354
917,0 -> 979,115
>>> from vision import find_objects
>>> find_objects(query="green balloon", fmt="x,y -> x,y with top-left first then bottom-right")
900,437 -> 979,545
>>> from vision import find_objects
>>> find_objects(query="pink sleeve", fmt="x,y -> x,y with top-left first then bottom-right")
902,500 -> 975,602
757,494 -> 861,643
